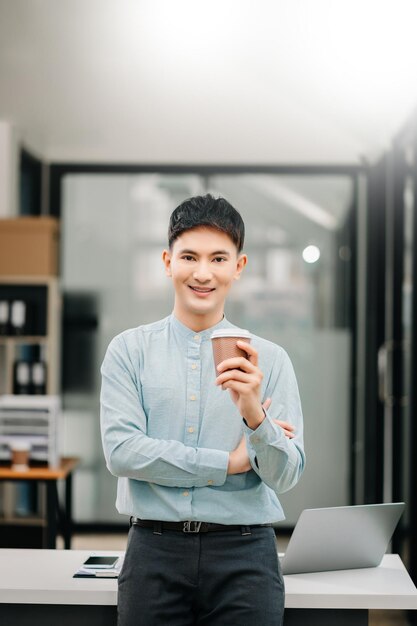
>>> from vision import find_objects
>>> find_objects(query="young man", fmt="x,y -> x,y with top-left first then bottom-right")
100,194 -> 305,626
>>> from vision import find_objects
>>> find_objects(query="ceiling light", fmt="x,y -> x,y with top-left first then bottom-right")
302,245 -> 320,263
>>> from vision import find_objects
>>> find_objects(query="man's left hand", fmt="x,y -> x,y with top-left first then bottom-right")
215,340 -> 265,430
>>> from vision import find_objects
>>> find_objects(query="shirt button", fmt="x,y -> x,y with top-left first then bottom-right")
188,427 -> 194,433
193,335 -> 200,341
182,491 -> 190,497
190,395 -> 196,401
207,479 -> 214,485
191,363 -> 198,370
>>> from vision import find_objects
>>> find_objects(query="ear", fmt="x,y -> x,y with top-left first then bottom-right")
234,254 -> 247,281
162,249 -> 172,277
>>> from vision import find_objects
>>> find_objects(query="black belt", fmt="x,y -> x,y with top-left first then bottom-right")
131,517 -> 272,534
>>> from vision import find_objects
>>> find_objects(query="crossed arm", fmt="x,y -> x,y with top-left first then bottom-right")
216,340 -> 295,475
101,336 -> 304,493
228,396 -> 295,474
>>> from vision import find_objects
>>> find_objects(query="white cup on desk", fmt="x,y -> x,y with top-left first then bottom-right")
10,440 -> 31,471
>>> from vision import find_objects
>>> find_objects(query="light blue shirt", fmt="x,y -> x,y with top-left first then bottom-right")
100,314 -> 305,525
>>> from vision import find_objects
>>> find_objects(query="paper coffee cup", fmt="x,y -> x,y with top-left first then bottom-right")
211,328 -> 251,372
10,440 -> 31,471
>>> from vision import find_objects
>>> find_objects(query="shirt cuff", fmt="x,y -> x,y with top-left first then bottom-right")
244,410 -> 286,449
198,448 -> 229,487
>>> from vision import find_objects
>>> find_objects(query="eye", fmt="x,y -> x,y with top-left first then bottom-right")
181,255 -> 195,261
213,257 -> 227,263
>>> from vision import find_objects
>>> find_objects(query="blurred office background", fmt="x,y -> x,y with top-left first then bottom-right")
0,0 -> 417,606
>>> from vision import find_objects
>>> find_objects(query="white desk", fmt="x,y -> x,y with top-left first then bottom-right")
0,549 -> 416,625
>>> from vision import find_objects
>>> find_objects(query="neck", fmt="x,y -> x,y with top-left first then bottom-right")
173,304 -> 224,333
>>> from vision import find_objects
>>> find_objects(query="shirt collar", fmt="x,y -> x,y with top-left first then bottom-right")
170,313 -> 234,342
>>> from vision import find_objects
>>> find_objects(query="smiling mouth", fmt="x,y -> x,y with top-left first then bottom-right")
189,286 -> 215,293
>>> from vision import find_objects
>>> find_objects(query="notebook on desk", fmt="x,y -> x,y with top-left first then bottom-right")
279,502 -> 405,575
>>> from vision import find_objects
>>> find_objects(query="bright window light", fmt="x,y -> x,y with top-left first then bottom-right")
302,245 -> 321,264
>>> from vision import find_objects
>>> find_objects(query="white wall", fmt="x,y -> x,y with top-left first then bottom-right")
0,121 -> 19,217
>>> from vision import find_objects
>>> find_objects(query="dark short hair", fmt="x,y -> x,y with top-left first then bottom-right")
168,194 -> 245,252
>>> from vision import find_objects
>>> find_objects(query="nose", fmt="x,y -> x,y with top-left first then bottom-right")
193,261 -> 213,283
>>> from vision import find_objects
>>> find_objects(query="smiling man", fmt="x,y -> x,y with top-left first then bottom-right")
100,194 -> 305,626
162,224 -> 246,331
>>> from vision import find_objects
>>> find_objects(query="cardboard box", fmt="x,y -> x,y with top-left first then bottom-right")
0,217 -> 59,276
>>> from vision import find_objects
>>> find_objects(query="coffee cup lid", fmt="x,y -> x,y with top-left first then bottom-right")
211,328 -> 251,339
10,440 -> 31,451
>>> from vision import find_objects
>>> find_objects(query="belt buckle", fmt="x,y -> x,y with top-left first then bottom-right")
183,521 -> 202,533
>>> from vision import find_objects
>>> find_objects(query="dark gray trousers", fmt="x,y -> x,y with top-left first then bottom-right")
118,524 -> 285,626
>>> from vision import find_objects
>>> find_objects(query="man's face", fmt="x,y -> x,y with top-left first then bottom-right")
162,226 -> 247,330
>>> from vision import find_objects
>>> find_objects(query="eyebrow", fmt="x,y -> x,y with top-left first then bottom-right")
178,249 -> 231,257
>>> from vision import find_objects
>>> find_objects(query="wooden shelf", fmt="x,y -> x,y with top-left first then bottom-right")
0,516 -> 46,526
0,276 -> 61,395
0,336 -> 48,345
0,275 -> 58,285
0,457 -> 80,481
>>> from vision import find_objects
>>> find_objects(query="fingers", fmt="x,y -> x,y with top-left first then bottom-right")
217,355 -> 257,374
237,340 -> 258,366
274,420 -> 295,432
216,368 -> 260,387
220,380 -> 250,396
262,397 -> 272,410
216,341 -> 258,373
216,343 -> 262,391
273,419 -> 296,439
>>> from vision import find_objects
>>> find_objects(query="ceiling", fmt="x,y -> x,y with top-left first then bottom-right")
0,0 -> 416,164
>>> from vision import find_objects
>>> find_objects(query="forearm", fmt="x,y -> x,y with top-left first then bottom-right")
100,341 -> 229,489
245,412 -> 305,493
103,429 -> 229,488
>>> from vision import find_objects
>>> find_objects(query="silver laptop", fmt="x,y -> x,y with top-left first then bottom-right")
279,502 -> 405,575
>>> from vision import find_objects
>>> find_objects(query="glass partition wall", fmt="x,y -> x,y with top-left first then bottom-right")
60,171 -> 356,525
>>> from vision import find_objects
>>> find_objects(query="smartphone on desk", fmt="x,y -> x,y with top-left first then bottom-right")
83,555 -> 119,569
